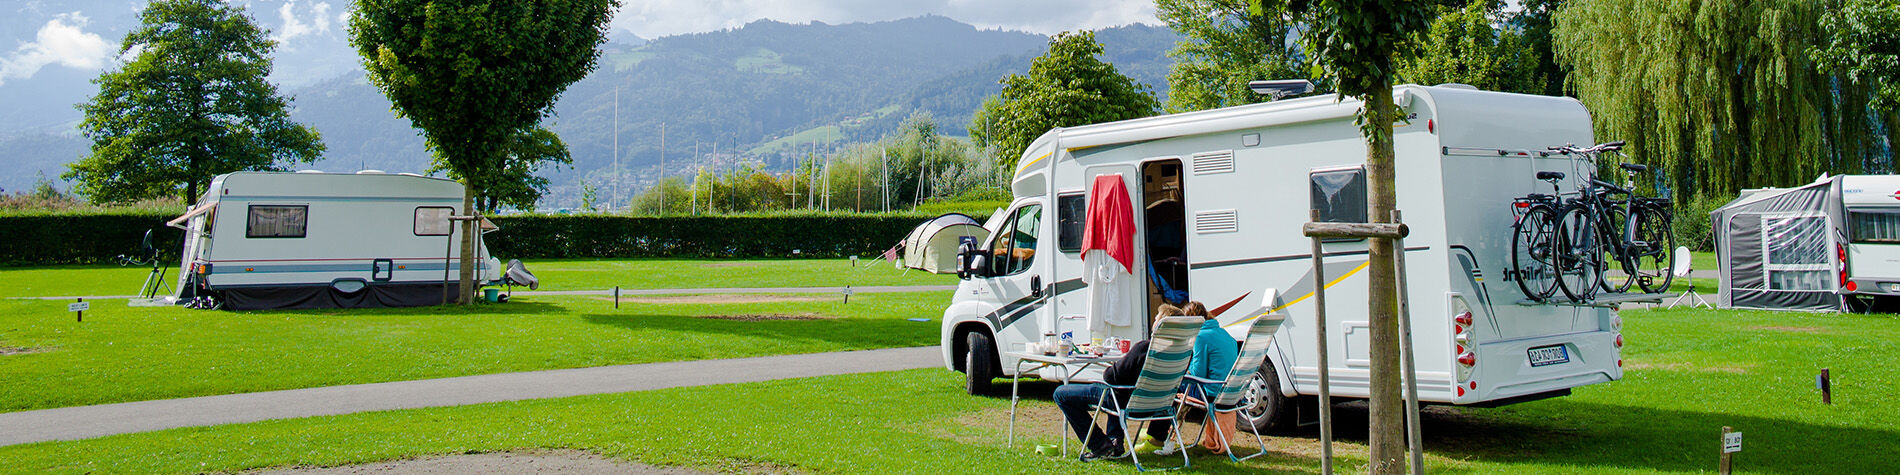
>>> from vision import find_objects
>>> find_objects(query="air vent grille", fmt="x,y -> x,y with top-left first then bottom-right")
1194,209 -> 1240,234
1191,150 -> 1236,175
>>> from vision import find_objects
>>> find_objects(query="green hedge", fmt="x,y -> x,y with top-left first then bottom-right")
0,214 -> 971,266
0,213 -> 182,266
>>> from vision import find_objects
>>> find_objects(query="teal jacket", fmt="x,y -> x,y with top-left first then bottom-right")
1188,318 -> 1239,394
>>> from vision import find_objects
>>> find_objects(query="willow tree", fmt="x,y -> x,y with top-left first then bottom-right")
1557,0 -> 1897,202
1157,0 -> 1309,112
1252,1 -> 1437,472
350,0 -> 617,304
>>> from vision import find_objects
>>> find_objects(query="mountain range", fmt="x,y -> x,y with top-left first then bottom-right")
0,15 -> 1180,207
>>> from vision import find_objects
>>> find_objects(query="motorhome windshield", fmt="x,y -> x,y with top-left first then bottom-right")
1850,209 -> 1900,243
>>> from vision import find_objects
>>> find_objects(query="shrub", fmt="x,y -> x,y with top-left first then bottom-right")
1672,193 -> 1728,252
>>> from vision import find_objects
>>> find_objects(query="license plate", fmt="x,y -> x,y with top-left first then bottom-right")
1527,345 -> 1570,367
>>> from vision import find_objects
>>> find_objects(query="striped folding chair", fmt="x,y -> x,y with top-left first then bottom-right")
1182,309 -> 1288,462
1084,315 -> 1202,471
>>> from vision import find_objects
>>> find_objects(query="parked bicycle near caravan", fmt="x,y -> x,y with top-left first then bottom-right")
1549,141 -> 1676,301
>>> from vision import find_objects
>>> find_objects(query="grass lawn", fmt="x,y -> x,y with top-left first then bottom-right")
0,292 -> 946,413
0,258 -> 956,298
1,307 -> 1893,473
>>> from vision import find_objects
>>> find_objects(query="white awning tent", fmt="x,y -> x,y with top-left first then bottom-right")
897,213 -> 990,274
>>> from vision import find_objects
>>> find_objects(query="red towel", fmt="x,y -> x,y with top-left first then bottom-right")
1081,174 -> 1136,273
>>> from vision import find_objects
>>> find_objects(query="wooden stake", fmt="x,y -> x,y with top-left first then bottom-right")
76,297 -> 83,322
1820,368 -> 1831,404
1307,209 -> 1335,475
1393,210 -> 1424,475
1719,426 -> 1734,475
613,286 -> 620,309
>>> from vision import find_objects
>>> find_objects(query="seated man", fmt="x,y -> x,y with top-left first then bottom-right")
1052,304 -> 1183,461
1132,301 -> 1237,455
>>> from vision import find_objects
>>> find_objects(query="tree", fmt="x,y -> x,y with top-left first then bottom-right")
1814,0 -> 1900,113
1399,1 -> 1543,94
1157,0 -> 1308,112
1515,0 -> 1567,97
969,31 -> 1159,171
431,126 -> 572,213
1252,0 -> 1437,472
350,0 -> 617,304
1558,0 -> 1897,203
65,0 -> 323,204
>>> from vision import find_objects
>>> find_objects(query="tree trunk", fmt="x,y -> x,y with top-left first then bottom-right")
1364,89 -> 1406,475
458,186 -> 478,305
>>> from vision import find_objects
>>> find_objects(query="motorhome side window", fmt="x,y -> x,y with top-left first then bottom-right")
1056,193 -> 1086,253
246,205 -> 307,238
1850,211 -> 1900,243
1310,166 -> 1369,225
990,204 -> 1043,275
414,207 -> 454,236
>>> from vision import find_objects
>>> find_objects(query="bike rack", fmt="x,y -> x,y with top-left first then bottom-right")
1515,292 -> 1671,308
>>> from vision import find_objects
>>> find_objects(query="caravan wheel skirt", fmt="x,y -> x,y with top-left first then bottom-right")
219,282 -> 461,310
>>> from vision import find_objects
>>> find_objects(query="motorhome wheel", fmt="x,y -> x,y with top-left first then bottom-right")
964,332 -> 999,395
1239,361 -> 1296,434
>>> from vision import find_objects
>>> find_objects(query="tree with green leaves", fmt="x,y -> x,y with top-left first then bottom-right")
969,31 -> 1159,171
1558,0 -> 1897,204
1514,0 -> 1567,97
1398,0 -> 1543,94
1814,0 -> 1900,113
350,0 -> 617,304
66,0 -> 323,204
431,126 -> 572,213
1157,0 -> 1308,112
1251,1 -> 1437,472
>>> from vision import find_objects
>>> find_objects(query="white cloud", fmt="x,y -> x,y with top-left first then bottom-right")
272,1 -> 333,44
0,12 -> 115,87
613,0 -> 1156,39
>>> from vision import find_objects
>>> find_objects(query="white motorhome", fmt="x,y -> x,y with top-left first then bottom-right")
939,85 -> 1625,431
167,171 -> 503,310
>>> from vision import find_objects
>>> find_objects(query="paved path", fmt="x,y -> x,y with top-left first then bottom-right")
0,346 -> 942,447
10,284 -> 958,301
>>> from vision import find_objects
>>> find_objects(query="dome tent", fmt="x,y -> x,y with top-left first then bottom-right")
897,213 -> 990,274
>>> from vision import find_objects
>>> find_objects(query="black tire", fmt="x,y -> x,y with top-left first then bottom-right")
1556,205 -> 1603,302
1238,360 -> 1298,434
1512,206 -> 1561,301
964,331 -> 999,396
1635,205 -> 1677,294
1600,206 -> 1638,294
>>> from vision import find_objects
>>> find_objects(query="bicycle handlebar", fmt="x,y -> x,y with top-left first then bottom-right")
1547,141 -> 1626,155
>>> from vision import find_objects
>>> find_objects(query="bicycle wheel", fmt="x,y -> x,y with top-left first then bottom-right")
1634,205 -> 1677,294
1555,205 -> 1603,302
1599,206 -> 1637,294
1512,205 -> 1561,301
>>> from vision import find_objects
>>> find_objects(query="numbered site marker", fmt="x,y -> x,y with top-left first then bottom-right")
1719,426 -> 1741,475
69,298 -> 88,322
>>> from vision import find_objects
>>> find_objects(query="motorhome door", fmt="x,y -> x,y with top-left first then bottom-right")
1072,165 -> 1145,341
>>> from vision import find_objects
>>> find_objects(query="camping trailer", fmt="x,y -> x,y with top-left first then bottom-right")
938,85 -> 1625,430
167,171 -> 504,310
1710,174 -> 1900,311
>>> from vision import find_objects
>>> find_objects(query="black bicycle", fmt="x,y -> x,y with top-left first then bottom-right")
1510,171 -> 1569,301
1550,142 -> 1675,300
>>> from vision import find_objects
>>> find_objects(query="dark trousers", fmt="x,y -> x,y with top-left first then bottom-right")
1053,383 -> 1171,452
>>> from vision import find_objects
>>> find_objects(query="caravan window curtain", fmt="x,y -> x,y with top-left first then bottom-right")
246,205 -> 307,238
1850,211 -> 1900,243
1761,215 -> 1830,291
414,207 -> 454,236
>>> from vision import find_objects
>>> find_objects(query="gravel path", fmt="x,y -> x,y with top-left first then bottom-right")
0,346 -> 942,447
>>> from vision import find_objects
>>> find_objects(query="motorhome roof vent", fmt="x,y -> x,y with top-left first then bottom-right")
1191,150 -> 1236,175
1194,209 -> 1240,234
398,172 -> 423,177
294,170 -> 325,174
356,170 -> 387,174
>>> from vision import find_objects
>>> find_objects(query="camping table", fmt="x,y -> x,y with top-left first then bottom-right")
1005,351 -> 1124,456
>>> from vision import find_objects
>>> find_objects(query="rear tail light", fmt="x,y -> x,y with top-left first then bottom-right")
1614,334 -> 1624,348
1839,243 -> 1851,290
1514,201 -> 1530,208
1457,352 -> 1477,367
1455,311 -> 1474,326
1451,296 -> 1475,384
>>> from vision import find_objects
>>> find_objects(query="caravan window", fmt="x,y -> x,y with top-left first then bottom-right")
246,205 -> 307,238
1850,210 -> 1900,243
1310,167 -> 1367,224
1057,193 -> 1086,253
415,207 -> 454,236
989,204 -> 1043,276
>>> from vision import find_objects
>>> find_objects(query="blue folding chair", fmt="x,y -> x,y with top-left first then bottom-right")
1183,309 -> 1288,462
1084,316 -> 1201,471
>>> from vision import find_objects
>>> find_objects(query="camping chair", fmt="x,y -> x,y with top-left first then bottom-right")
1181,310 -> 1288,462
1083,316 -> 1202,471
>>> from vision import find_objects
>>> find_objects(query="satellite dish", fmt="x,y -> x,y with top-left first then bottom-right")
1672,246 -> 1694,278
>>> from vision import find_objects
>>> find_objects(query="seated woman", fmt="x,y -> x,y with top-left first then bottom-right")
1131,301 -> 1237,455
1052,304 -> 1182,461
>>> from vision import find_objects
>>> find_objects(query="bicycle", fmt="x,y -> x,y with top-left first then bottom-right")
1510,171 -> 1569,301
1549,142 -> 1676,301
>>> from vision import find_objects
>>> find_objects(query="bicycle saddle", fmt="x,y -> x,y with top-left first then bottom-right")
1536,171 -> 1566,181
1619,163 -> 1648,172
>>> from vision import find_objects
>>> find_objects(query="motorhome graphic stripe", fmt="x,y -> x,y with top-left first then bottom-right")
1192,246 -> 1430,270
985,278 -> 1085,331
1223,261 -> 1371,329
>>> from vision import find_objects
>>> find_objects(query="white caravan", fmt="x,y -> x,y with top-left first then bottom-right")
168,171 -> 503,310
939,85 -> 1625,431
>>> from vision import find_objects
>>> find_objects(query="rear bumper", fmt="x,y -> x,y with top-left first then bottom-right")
1467,330 -> 1621,403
